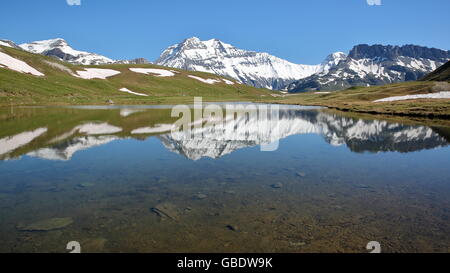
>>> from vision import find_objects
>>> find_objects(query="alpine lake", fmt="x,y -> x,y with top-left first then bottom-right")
0,103 -> 449,253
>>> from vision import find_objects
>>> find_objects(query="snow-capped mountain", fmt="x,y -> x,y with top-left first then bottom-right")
19,38 -> 115,65
155,38 -> 450,92
0,39 -> 21,49
287,44 -> 450,92
19,38 -> 151,65
155,37 -> 329,90
156,39 -> 450,91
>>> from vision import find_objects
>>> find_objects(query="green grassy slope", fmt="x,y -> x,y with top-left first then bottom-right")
0,45 -> 272,106
271,81 -> 450,117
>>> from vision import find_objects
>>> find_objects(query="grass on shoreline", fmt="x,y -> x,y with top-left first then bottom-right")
269,81 -> 450,118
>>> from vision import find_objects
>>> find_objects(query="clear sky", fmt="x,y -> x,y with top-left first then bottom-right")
1,0 -> 449,64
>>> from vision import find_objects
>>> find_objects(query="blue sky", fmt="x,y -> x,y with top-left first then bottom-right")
1,0 -> 449,64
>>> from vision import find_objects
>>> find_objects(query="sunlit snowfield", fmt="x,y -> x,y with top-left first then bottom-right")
0,104 -> 449,253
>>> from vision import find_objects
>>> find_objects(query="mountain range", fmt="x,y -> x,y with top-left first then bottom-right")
287,44 -> 450,92
156,39 -> 450,92
3,37 -> 449,92
155,37 -> 338,90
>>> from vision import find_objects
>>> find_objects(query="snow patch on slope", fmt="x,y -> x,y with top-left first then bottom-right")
222,79 -> 235,85
119,88 -> 149,97
188,75 -> 221,84
0,51 -> 44,76
76,68 -> 120,79
129,68 -> 175,77
374,91 -> 450,102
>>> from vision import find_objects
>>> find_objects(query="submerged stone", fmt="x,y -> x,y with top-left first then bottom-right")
289,241 -> 307,247
226,225 -> 239,232
77,183 -> 95,188
193,193 -> 207,200
17,217 -> 74,232
356,184 -> 372,189
271,183 -> 283,189
151,202 -> 180,221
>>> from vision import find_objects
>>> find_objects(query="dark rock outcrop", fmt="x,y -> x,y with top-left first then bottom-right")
288,44 -> 450,93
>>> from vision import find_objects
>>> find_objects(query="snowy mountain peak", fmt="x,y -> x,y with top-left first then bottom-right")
46,38 -> 70,48
204,38 -> 233,49
155,37 -> 323,90
166,37 -> 233,56
320,52 -> 347,74
184,36 -> 201,42
19,38 -> 115,65
21,38 -> 70,54
180,37 -> 203,48
324,52 -> 347,62
0,39 -> 21,49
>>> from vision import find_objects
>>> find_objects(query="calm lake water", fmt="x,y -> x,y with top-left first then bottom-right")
0,104 -> 449,253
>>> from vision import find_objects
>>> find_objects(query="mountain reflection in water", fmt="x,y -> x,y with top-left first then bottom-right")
0,105 -> 448,161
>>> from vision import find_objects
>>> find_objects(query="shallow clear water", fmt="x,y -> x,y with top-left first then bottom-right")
0,104 -> 449,253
